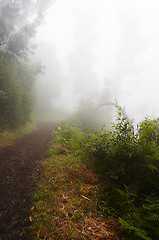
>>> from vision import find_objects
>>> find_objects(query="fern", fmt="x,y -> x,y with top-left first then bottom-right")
119,218 -> 152,240
146,214 -> 159,221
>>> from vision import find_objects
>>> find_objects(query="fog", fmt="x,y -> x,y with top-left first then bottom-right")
33,0 -> 159,124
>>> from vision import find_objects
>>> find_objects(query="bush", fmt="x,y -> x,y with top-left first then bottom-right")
91,112 -> 159,240
93,113 -> 159,192
53,113 -> 159,239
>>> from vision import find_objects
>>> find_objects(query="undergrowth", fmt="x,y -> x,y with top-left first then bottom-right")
48,113 -> 159,240
0,122 -> 35,147
29,111 -> 159,239
29,140 -> 120,239
92,114 -> 159,240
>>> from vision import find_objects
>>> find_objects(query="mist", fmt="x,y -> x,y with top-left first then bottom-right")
33,0 -> 159,125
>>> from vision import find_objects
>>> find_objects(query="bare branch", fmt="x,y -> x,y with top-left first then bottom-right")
94,100 -> 132,126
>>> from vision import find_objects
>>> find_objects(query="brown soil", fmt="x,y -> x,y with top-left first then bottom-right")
0,123 -> 56,240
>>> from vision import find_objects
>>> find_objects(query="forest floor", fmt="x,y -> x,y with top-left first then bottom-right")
29,142 -> 121,239
0,123 -> 55,240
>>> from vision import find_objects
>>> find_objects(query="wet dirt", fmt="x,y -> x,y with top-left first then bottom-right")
0,123 -> 56,240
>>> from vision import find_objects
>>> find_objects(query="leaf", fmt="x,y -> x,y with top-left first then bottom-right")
119,218 -> 152,240
147,164 -> 159,173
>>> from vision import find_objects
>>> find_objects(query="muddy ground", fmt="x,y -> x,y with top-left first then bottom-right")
0,123 -> 56,240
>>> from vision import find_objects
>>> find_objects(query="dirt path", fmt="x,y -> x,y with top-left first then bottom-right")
0,124 -> 55,240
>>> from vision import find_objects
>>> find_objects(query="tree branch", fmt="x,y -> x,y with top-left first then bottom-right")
94,100 -> 132,125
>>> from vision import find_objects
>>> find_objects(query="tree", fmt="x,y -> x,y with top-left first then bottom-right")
0,55 -> 42,129
0,0 -> 53,58
0,0 -> 53,130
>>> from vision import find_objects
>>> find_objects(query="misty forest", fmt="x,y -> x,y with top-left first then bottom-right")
1,0 -> 159,239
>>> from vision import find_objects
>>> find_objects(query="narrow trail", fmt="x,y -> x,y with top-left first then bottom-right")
0,123 -> 56,240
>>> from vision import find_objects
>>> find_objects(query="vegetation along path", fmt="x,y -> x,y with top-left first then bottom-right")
0,124 -> 55,240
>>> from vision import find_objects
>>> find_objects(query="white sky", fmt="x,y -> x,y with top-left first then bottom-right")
35,0 -> 159,122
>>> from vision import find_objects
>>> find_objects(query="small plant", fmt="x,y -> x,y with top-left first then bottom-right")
53,122 -> 93,158
88,111 -> 159,239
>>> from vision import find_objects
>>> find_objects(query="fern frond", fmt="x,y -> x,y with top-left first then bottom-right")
146,213 -> 159,222
119,218 -> 152,240
147,164 -> 159,173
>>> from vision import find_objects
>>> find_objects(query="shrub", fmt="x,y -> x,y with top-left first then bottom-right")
93,113 -> 159,193
53,112 -> 159,239
91,112 -> 159,239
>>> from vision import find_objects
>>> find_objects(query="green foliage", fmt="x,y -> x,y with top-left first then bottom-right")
115,195 -> 159,240
89,112 -> 159,240
93,114 -> 159,193
119,217 -> 151,240
0,54 -> 40,130
0,122 -> 34,146
53,122 -> 89,156
0,1 -> 52,131
0,0 -> 52,58
53,111 -> 159,240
